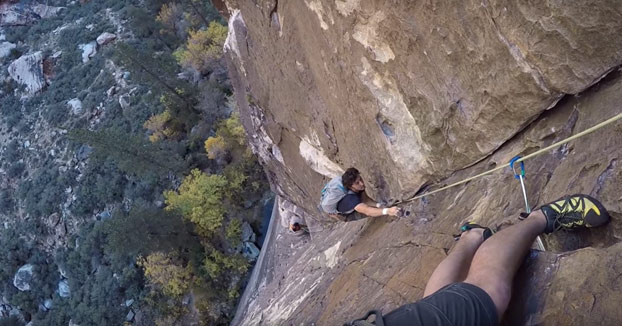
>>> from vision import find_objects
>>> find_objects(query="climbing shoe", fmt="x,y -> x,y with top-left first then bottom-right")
453,222 -> 494,241
540,194 -> 610,234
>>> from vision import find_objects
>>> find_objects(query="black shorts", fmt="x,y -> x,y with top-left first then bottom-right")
382,283 -> 498,326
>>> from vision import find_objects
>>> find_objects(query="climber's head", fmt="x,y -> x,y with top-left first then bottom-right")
342,168 -> 365,192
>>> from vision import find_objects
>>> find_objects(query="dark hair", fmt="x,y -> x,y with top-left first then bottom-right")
342,167 -> 360,189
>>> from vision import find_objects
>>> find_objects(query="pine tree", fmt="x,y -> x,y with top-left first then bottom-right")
69,128 -> 185,177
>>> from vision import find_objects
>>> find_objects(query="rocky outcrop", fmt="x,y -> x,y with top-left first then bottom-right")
8,51 -> 46,95
225,1 -> 622,325
0,41 -> 15,59
13,264 -> 34,291
0,3 -> 63,26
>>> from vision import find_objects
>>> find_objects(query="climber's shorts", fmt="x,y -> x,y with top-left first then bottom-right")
382,282 -> 499,326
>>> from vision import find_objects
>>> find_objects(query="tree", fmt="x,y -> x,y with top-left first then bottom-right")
138,252 -> 193,298
114,42 -> 197,118
69,128 -> 185,177
164,169 -> 227,235
156,3 -> 184,38
104,205 -> 201,258
204,135 -> 227,161
174,21 -> 228,74
144,110 -> 183,142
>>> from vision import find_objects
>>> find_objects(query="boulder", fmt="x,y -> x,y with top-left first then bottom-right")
125,309 -> 135,322
32,4 -> 64,19
78,42 -> 97,63
0,4 -> 38,26
118,94 -> 130,110
13,264 -> 34,291
39,298 -> 53,311
242,242 -> 260,262
57,279 -> 70,298
241,222 -> 256,243
8,52 -> 46,94
96,32 -> 116,46
0,41 -> 16,59
76,144 -> 92,161
67,98 -> 83,115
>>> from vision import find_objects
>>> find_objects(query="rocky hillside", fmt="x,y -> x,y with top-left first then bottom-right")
0,1 -> 270,325
224,1 -> 622,325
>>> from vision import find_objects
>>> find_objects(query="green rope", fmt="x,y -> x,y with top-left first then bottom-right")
400,112 -> 622,204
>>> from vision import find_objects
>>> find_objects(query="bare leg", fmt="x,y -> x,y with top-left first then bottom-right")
464,210 -> 547,318
423,228 -> 485,297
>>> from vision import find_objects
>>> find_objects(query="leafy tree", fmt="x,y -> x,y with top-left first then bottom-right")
139,252 -> 193,298
156,3 -> 185,38
144,110 -> 183,142
174,22 -> 228,73
204,135 -> 227,161
164,169 -> 227,235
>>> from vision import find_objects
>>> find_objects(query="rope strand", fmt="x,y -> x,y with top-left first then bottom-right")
400,113 -> 622,204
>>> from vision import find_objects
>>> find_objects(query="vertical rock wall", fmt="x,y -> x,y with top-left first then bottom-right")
224,0 -> 622,216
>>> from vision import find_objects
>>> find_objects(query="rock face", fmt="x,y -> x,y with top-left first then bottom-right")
225,1 -> 622,325
225,1 -> 622,206
0,3 -> 63,26
13,264 -> 34,291
8,52 -> 46,94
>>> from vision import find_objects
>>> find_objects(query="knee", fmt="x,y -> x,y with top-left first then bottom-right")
464,277 -> 511,317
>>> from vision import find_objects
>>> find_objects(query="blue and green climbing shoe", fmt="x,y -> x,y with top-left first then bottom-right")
540,194 -> 610,234
453,222 -> 494,241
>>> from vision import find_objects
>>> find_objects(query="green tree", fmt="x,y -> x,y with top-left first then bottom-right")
164,169 -> 227,235
138,252 -> 193,298
174,21 -> 228,73
104,205 -> 201,258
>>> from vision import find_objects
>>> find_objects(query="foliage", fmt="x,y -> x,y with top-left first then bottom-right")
139,252 -> 193,298
17,163 -> 69,217
174,22 -> 228,73
69,128 -> 185,178
104,204 -> 200,258
144,110 -> 183,142
0,316 -> 24,326
70,158 -> 125,215
204,135 -> 227,160
202,248 -> 247,280
156,2 -> 185,38
225,219 -> 242,244
164,169 -> 227,235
